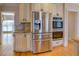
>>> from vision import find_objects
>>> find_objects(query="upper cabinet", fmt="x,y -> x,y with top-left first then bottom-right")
31,4 -> 53,12
19,4 -> 25,23
31,4 -> 63,16
32,4 -> 41,11
19,4 -> 31,23
53,4 -> 64,17
19,3 -> 64,23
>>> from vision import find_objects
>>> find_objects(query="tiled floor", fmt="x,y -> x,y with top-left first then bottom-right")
0,41 -> 76,56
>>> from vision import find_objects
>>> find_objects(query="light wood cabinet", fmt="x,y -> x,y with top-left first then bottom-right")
14,33 -> 27,52
19,4 -> 25,23
32,4 -> 41,11
26,33 -> 32,51
53,4 -> 63,17
19,4 -> 31,23
14,33 -> 32,52
31,4 -> 51,12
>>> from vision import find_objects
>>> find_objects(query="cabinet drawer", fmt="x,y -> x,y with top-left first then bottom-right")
52,40 -> 63,47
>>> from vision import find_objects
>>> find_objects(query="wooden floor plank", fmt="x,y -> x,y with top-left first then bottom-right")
0,41 -> 76,56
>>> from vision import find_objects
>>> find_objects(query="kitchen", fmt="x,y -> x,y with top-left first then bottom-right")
0,3 -> 77,56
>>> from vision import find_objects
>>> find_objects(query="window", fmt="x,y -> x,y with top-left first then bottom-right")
2,20 -> 14,32
1,12 -> 15,32
1,12 -> 15,45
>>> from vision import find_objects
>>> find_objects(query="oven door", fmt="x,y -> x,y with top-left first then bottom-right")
53,31 -> 63,40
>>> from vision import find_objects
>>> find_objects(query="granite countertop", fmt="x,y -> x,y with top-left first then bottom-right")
73,39 -> 79,43
32,32 -> 52,34
14,31 -> 32,33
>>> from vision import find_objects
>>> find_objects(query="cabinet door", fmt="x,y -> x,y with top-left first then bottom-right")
21,34 -> 27,51
19,4 -> 31,23
54,4 -> 63,17
32,4 -> 41,11
14,33 -> 27,51
14,33 -> 23,51
19,4 -> 25,23
26,33 -> 32,51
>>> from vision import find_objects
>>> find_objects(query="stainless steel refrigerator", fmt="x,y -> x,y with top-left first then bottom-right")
32,11 -> 52,53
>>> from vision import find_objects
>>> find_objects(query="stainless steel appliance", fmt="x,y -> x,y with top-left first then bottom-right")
32,11 -> 52,53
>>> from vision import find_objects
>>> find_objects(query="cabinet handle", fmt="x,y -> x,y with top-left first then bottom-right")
13,34 -> 15,37
24,34 -> 26,37
56,42 -> 59,44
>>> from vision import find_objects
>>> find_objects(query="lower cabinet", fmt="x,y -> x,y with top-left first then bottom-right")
52,40 -> 64,47
14,33 -> 32,52
26,33 -> 32,51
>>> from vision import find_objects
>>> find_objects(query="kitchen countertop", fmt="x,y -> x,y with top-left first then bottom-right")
14,31 -> 32,33
73,39 -> 79,43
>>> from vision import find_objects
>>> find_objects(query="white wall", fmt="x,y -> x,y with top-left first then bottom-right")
64,3 -> 79,47
68,12 -> 77,40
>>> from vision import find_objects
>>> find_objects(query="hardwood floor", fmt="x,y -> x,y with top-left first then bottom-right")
34,41 -> 76,56
0,41 -> 77,56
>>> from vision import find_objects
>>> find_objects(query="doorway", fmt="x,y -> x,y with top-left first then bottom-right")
1,12 -> 15,46
68,11 -> 77,41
